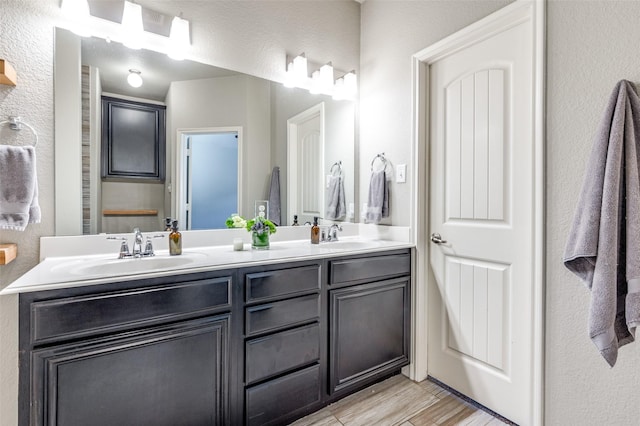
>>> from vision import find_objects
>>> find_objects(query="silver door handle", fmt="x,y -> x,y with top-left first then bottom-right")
430,233 -> 447,244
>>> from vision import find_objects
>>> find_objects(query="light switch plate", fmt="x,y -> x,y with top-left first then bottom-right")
396,164 -> 407,183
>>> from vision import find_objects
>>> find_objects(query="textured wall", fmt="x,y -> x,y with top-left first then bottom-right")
545,1 -> 640,424
0,1 -> 359,424
359,0 -> 511,226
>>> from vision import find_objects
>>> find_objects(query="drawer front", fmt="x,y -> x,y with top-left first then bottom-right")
245,294 -> 319,336
246,364 -> 321,426
330,253 -> 410,284
31,277 -> 232,345
245,265 -> 320,303
246,323 -> 320,385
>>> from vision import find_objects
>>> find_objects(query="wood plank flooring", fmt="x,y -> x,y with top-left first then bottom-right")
290,375 -> 510,426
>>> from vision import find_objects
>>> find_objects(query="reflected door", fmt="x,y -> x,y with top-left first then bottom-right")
287,103 -> 325,225
183,132 -> 239,230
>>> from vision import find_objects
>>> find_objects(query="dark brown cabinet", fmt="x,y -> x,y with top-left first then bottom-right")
101,96 -> 166,181
242,262 -> 324,426
19,249 -> 411,426
329,278 -> 410,394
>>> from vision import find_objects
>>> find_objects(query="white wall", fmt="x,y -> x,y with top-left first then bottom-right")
359,0 -> 511,226
545,1 -> 640,424
0,1 -> 359,424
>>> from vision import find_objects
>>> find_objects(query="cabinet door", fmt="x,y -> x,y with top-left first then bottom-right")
101,96 -> 166,180
31,316 -> 229,426
329,278 -> 410,394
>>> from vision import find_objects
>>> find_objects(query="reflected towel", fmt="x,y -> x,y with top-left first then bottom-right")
365,170 -> 389,224
326,175 -> 346,220
564,80 -> 640,367
268,166 -> 281,226
0,145 -> 41,231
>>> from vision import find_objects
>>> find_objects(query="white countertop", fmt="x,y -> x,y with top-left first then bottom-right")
1,236 -> 413,295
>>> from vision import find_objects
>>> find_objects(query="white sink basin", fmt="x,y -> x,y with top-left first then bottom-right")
51,252 -> 208,277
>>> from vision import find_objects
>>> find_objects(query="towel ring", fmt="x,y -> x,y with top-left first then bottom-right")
330,161 -> 342,176
371,153 -> 387,171
0,116 -> 38,147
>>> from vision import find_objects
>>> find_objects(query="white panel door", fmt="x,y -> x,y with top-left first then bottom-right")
428,9 -> 534,425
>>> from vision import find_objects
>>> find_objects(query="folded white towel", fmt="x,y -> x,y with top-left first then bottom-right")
365,170 -> 389,224
326,175 -> 346,220
0,145 -> 41,231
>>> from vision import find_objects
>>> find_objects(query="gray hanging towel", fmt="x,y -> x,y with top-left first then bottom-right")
326,175 -> 346,220
564,80 -> 640,366
365,170 -> 389,224
0,145 -> 41,231
268,166 -> 281,226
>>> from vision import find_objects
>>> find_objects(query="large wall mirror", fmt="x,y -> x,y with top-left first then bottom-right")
54,27 -> 356,235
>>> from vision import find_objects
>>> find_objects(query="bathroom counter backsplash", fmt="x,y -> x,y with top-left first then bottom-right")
2,224 -> 412,295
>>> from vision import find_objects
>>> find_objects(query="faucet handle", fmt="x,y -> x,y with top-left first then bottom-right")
119,240 -> 131,259
143,235 -> 164,257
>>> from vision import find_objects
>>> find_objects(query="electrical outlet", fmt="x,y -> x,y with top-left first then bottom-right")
396,164 -> 407,183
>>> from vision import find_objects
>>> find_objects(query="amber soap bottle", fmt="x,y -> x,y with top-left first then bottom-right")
311,217 -> 320,244
169,220 -> 182,255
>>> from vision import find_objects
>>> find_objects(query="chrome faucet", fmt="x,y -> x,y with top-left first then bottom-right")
327,224 -> 343,242
132,228 -> 144,257
108,228 -> 163,259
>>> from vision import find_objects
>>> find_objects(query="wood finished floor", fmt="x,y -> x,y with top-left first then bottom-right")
290,375 -> 509,426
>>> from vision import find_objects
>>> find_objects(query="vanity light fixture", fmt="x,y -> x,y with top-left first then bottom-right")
293,54 -> 308,87
121,0 -> 144,50
343,71 -> 357,100
60,0 -> 91,37
168,15 -> 190,61
127,69 -> 143,88
283,54 -> 356,100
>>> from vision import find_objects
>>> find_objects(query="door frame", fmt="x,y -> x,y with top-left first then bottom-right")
410,1 -> 545,425
175,127 -> 243,228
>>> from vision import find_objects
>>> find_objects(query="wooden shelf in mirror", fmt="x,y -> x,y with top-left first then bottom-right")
0,59 -> 17,86
0,243 -> 17,265
102,209 -> 158,216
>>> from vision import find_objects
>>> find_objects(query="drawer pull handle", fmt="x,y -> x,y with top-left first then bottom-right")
250,305 -> 273,313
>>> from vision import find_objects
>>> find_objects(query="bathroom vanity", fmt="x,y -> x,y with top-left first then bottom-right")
10,239 -> 412,425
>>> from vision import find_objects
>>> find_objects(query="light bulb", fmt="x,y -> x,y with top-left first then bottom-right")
168,16 -> 190,61
122,1 -> 144,50
61,0 -> 91,37
127,69 -> 143,88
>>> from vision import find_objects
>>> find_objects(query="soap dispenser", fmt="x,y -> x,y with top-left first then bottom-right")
169,220 -> 182,255
311,217 -> 320,244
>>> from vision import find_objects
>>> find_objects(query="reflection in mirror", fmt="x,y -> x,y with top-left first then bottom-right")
54,27 -> 356,235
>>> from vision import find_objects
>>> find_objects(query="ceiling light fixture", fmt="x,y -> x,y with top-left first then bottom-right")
60,0 -> 91,37
168,15 -> 190,60
121,1 -> 144,50
127,69 -> 143,88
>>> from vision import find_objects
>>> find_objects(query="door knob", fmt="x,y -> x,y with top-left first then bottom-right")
430,233 -> 447,244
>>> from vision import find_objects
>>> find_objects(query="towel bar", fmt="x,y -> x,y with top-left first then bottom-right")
0,116 -> 38,147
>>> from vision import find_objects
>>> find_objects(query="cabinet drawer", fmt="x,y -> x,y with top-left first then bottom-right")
31,277 -> 232,345
246,323 -> 320,385
245,264 -> 320,303
245,294 -> 319,336
246,364 -> 321,426
329,252 -> 410,284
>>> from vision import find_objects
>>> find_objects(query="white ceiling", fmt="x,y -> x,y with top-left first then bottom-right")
81,36 -> 239,102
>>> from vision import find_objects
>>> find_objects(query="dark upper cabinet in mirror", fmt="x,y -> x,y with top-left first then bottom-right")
101,96 -> 166,181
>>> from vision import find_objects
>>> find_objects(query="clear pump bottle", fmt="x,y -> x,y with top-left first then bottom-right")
169,220 -> 182,255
